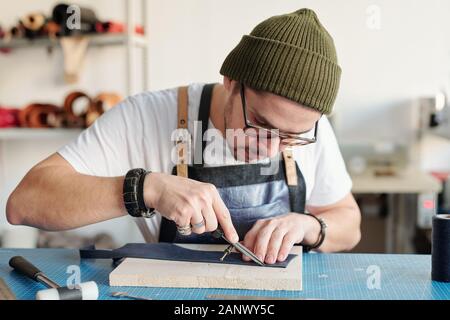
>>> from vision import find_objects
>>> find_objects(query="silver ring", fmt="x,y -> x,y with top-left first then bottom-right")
177,229 -> 191,236
176,224 -> 192,235
191,219 -> 205,229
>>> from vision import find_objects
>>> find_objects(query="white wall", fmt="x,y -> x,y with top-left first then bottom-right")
147,0 -> 450,141
1,0 -> 450,246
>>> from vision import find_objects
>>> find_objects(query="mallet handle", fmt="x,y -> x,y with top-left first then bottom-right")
9,256 -> 59,289
9,256 -> 41,280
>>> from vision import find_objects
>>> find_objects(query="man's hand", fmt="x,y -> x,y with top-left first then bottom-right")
144,172 -> 239,243
242,213 -> 320,264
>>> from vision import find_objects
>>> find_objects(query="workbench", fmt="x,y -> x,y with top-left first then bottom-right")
351,168 -> 442,253
1,249 -> 448,300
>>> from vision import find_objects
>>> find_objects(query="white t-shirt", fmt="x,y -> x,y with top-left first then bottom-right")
58,83 -> 352,242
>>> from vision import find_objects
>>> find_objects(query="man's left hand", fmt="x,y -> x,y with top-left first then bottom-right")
242,213 -> 318,264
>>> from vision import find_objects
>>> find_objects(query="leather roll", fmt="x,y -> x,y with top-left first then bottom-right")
64,91 -> 92,117
44,21 -> 60,39
86,93 -> 122,127
60,113 -> 85,128
9,25 -> 24,38
95,21 -> 145,35
52,3 -> 98,36
0,107 -> 20,128
93,93 -> 122,112
46,112 -> 84,129
21,13 -> 46,31
96,21 -> 125,34
18,104 -> 62,128
18,104 -> 38,127
20,13 -> 47,40
52,4 -> 69,25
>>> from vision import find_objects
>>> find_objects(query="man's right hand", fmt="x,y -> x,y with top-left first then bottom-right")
144,173 -> 239,243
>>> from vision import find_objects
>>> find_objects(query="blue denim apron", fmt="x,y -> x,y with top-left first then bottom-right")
159,84 -> 307,244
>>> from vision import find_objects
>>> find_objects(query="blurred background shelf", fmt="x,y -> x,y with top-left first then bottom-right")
0,0 -> 150,249
0,33 -> 148,50
0,128 -> 82,140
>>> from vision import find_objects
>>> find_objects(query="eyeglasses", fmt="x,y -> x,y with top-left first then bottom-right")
240,83 -> 319,147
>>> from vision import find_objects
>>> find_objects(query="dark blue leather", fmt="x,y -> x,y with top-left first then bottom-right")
80,243 -> 297,268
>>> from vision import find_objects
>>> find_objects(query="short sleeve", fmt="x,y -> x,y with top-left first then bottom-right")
57,98 -> 140,177
307,117 -> 353,207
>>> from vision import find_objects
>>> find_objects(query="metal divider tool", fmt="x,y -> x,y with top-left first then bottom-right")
212,228 -> 265,266
111,291 -> 152,300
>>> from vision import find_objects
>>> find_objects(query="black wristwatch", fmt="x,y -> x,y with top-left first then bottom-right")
123,168 -> 156,218
302,213 -> 327,252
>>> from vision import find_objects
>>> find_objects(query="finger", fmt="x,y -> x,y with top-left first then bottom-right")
174,207 -> 192,236
265,227 -> 286,264
277,233 -> 297,262
187,195 -> 205,234
176,222 -> 192,236
211,187 -> 239,243
242,221 -> 263,261
241,246 -> 251,262
201,203 -> 218,232
190,208 -> 206,234
253,222 -> 277,262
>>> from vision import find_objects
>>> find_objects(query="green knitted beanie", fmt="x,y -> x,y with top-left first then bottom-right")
220,8 -> 341,115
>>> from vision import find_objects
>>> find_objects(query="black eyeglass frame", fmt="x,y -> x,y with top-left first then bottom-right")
240,83 -> 320,146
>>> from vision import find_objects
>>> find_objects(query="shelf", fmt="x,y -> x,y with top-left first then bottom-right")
0,33 -> 148,50
0,128 -> 82,140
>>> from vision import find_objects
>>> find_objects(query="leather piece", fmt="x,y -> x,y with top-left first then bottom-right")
86,93 -> 122,127
0,107 -> 20,128
18,103 -> 84,128
52,4 -> 98,36
18,104 -> 61,128
80,243 -> 297,268
64,91 -> 92,118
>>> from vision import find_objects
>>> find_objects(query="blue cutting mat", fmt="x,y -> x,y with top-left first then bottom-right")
0,248 -> 449,300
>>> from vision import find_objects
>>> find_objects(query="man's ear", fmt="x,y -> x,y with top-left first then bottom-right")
223,76 -> 233,92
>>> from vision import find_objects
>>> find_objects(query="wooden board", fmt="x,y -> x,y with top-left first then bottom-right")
109,244 -> 302,291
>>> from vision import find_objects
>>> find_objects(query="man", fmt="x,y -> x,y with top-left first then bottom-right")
6,9 -> 361,264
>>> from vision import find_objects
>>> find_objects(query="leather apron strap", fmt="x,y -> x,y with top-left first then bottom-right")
176,86 -> 189,178
160,86 -> 191,242
283,149 -> 298,186
195,83 -> 216,167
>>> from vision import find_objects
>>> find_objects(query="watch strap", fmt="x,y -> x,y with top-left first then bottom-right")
123,169 -> 155,218
302,213 -> 327,252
